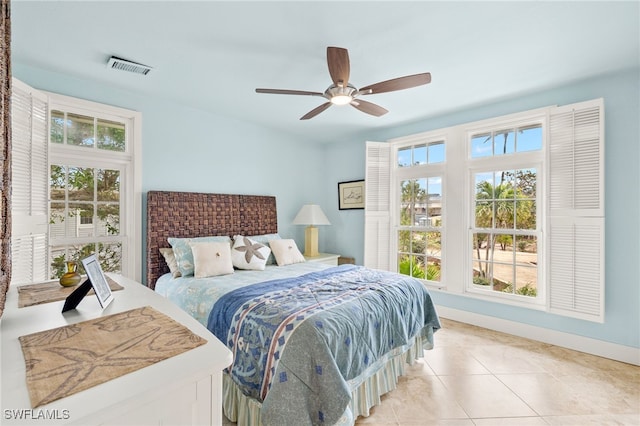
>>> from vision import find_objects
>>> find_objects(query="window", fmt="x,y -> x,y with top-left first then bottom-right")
364,99 -> 604,322
49,164 -> 123,277
468,123 -> 542,302
395,141 -> 444,283
11,80 -> 142,284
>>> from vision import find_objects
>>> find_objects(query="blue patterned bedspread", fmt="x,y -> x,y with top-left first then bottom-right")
207,264 -> 440,425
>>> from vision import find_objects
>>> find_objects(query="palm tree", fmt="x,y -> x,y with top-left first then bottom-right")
400,180 -> 426,226
474,180 -> 516,280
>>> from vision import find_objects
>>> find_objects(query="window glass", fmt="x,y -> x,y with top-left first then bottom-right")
50,111 -> 126,152
471,133 -> 492,158
398,147 -> 412,167
67,113 -> 95,148
413,144 -> 427,165
398,141 -> 445,167
49,163 -> 122,277
398,174 -> 442,283
50,165 -> 66,200
47,105 -> 130,279
97,169 -> 120,201
471,125 -> 542,158
428,142 -> 445,163
67,167 -> 94,201
68,203 -> 94,235
494,130 -> 515,155
471,168 -> 538,297
97,118 -> 126,152
50,110 -> 64,144
97,203 -> 120,236
518,125 -> 543,152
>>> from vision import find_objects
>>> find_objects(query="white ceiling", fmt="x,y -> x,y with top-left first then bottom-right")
10,1 -> 640,144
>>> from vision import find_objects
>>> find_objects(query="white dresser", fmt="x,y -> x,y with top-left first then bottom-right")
0,275 -> 232,426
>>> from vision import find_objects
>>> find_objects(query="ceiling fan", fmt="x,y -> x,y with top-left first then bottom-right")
255,46 -> 432,120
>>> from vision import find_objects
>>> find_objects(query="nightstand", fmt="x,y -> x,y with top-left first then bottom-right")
304,253 -> 340,266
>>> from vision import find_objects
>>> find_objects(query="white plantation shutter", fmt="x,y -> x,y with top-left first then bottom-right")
548,99 -> 604,322
364,141 -> 391,270
11,79 -> 48,284
549,100 -> 603,215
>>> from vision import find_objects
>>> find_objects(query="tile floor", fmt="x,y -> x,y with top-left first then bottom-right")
225,318 -> 640,425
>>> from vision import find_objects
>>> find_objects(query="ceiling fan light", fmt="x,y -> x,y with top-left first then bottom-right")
330,94 -> 352,106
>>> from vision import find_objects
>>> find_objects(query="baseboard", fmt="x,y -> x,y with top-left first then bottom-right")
435,305 -> 640,366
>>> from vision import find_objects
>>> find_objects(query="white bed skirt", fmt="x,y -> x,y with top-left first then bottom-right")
222,333 -> 430,426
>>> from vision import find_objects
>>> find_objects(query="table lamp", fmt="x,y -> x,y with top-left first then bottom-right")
292,204 -> 330,257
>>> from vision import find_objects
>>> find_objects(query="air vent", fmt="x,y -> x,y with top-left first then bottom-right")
107,56 -> 152,75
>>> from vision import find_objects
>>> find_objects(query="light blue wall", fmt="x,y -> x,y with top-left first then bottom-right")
320,141 -> 366,259
13,64 -> 329,284
322,67 -> 640,349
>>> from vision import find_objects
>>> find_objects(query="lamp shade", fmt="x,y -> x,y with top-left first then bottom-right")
292,204 -> 330,226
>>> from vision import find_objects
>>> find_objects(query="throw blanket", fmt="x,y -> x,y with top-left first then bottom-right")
208,265 -> 440,425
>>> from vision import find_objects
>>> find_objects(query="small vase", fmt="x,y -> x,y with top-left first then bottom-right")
59,261 -> 82,287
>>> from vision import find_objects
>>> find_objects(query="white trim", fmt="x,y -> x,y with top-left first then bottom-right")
131,113 -> 142,282
436,305 -> 640,366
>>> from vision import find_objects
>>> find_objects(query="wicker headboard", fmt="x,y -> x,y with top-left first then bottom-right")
146,191 -> 277,289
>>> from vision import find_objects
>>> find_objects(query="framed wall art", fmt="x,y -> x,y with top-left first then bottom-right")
338,180 -> 365,210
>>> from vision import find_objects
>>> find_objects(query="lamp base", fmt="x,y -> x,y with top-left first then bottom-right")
304,225 -> 319,257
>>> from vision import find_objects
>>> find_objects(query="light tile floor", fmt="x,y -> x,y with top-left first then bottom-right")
356,318 -> 639,426
224,318 -> 640,425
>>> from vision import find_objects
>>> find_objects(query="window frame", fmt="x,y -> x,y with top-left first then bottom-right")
46,92 -> 142,282
390,131 -> 448,287
462,113 -> 546,307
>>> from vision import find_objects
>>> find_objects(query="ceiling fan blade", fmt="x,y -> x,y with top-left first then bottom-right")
350,99 -> 388,117
300,102 -> 332,120
256,88 -> 324,97
327,47 -> 350,87
360,72 -> 431,95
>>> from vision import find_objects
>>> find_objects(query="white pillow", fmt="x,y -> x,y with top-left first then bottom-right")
168,235 -> 231,277
159,248 -> 181,278
189,241 -> 234,278
247,233 -> 281,265
269,239 -> 306,266
231,235 -> 271,271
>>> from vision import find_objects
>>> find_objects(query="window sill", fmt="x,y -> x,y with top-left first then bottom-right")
431,286 -> 547,312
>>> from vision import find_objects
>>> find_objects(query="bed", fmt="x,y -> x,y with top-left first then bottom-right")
146,190 -> 440,426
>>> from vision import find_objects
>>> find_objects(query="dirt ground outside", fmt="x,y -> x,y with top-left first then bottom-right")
473,247 -> 538,290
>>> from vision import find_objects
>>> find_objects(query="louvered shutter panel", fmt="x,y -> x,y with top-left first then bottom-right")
364,141 -> 391,270
11,80 -> 49,284
549,100 -> 603,215
548,99 -> 604,322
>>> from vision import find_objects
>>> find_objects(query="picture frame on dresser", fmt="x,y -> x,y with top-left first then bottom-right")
338,179 -> 365,210
62,254 -> 114,312
81,254 -> 114,309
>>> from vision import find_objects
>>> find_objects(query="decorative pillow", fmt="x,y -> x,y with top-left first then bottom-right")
247,233 -> 281,265
159,248 -> 181,278
231,235 -> 271,271
269,239 -> 306,266
189,241 -> 234,279
168,236 -> 231,277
